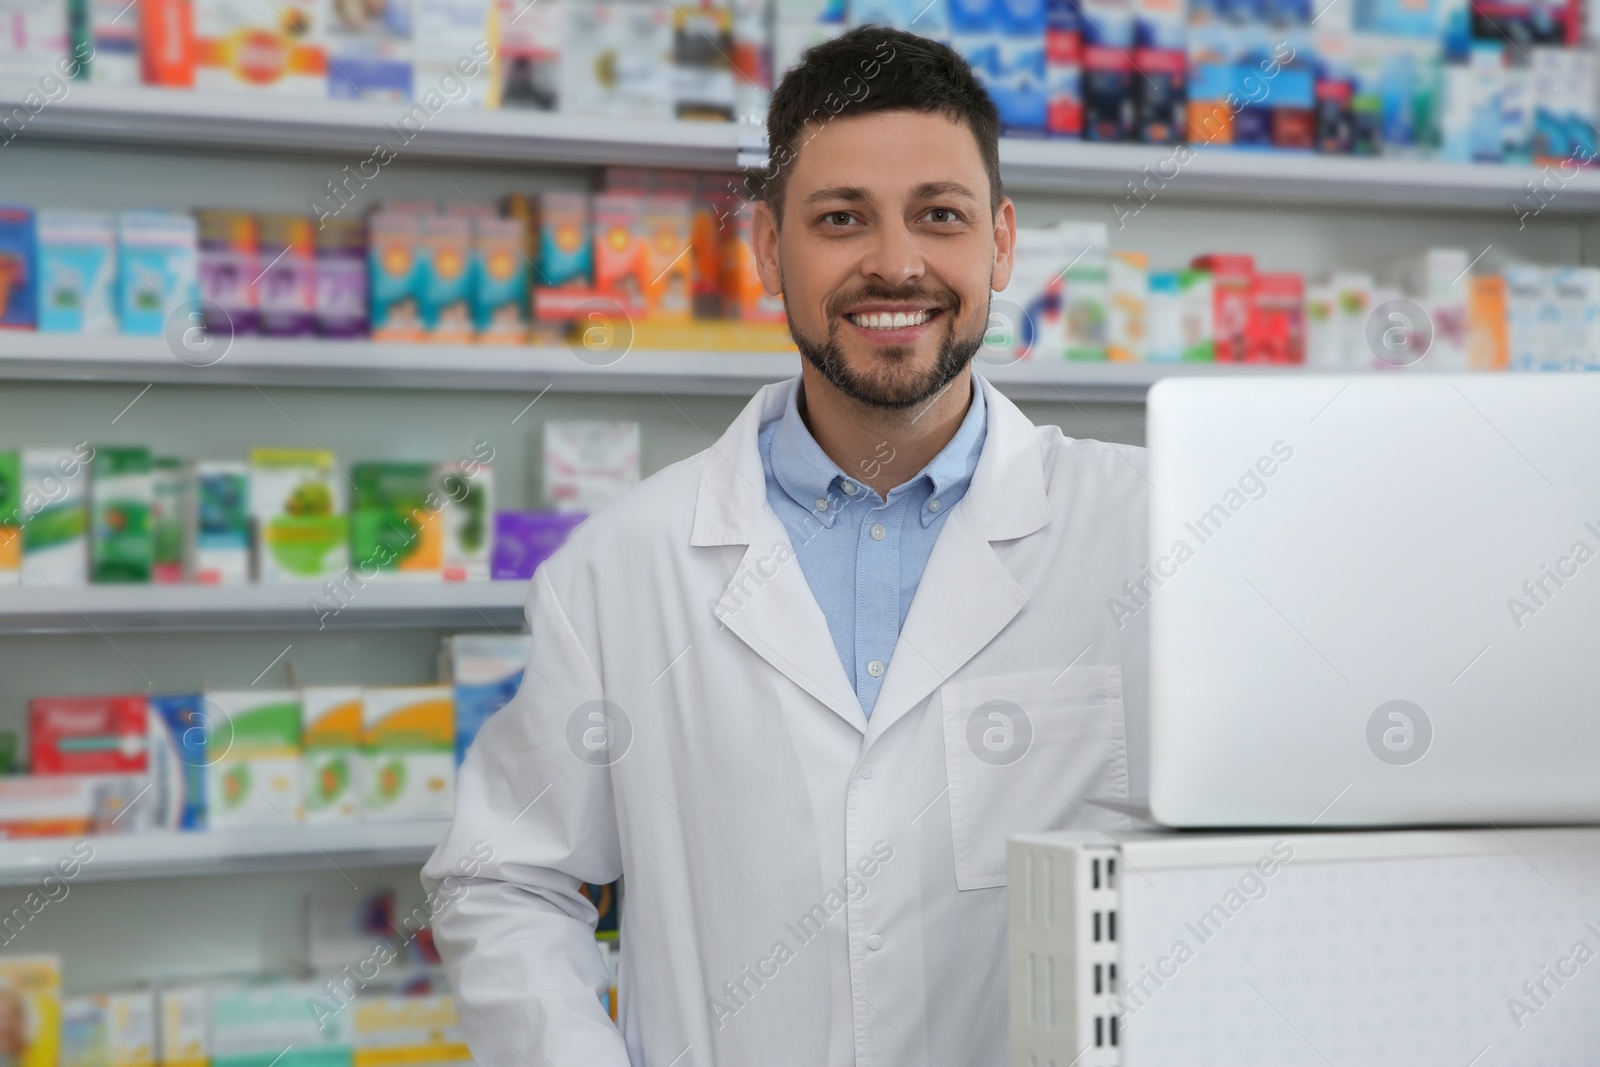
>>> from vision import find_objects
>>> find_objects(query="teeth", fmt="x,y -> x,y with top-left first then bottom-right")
849,310 -> 931,330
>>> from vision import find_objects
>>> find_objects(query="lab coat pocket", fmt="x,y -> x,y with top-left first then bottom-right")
941,666 -> 1130,891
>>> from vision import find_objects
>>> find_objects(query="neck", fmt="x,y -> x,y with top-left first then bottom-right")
796,364 -> 975,498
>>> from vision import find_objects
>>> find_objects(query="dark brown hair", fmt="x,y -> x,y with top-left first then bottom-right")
760,26 -> 1003,227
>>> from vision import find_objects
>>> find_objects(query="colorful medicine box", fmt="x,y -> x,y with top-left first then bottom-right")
36,209 -> 117,334
91,447 -> 154,584
362,686 -> 456,821
369,211 -> 424,341
193,460 -> 250,584
435,460 -> 493,582
250,449 -> 348,583
302,686 -> 363,824
197,210 -> 259,336
490,511 -> 586,580
257,214 -> 317,337
449,633 -> 530,763
0,206 -> 38,330
149,694 -> 208,830
118,211 -> 198,336
30,694 -> 149,775
202,689 -> 302,827
350,462 -> 442,579
21,446 -> 92,585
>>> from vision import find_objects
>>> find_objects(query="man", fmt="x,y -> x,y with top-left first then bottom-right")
422,26 -> 1149,1066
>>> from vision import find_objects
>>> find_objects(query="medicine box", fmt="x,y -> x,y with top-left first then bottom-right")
91,446 -> 154,584
149,694 -> 207,830
315,218 -> 368,338
257,214 -> 317,337
1305,281 -> 1339,367
434,460 -> 493,582
362,686 -> 456,820
118,211 -> 198,336
1191,254 -> 1253,362
301,686 -> 363,824
63,990 -> 155,1067
490,0 -> 561,110
0,205 -> 38,330
1108,250 -> 1147,362
992,226 -> 1068,361
536,192 -> 593,288
209,981 -> 351,1063
0,450 -> 19,584
0,774 -> 151,837
449,633 -> 530,763
592,193 -> 646,315
640,196 -> 694,321
490,511 -> 585,580
1246,271 -> 1305,363
420,214 -> 473,342
151,457 -> 185,583
197,210 -> 259,337
0,956 -> 59,1067
1059,222 -> 1108,360
202,690 -> 302,828
30,694 -> 149,775
1176,268 -> 1213,361
157,986 -> 209,1067
994,0 -> 1049,136
544,421 -> 641,513
21,446 -> 91,585
349,994 -> 470,1067
193,460 -> 250,584
350,462 -> 442,579
1145,270 -> 1181,362
250,449 -> 348,583
36,209 -> 117,334
1045,0 -> 1083,138
326,0 -> 412,100
720,199 -> 785,323
369,211 -> 424,340
1466,273 -> 1508,370
194,0 -> 327,94
472,215 -> 529,342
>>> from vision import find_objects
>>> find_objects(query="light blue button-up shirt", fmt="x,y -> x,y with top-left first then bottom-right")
757,374 -> 988,718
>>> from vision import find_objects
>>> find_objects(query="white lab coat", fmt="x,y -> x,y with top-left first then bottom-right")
422,372 -> 1150,1067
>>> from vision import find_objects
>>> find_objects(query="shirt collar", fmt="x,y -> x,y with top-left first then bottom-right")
768,369 -> 987,529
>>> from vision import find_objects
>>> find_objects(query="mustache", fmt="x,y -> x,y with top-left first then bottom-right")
828,286 -> 958,317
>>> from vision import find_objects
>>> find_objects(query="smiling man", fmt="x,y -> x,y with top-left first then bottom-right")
422,25 -> 1150,1067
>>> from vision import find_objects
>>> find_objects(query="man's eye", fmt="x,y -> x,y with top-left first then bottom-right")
924,208 -> 961,223
826,212 -> 856,226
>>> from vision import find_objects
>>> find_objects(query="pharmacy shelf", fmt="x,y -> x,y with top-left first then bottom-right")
0,820 -> 447,887
0,332 -> 1291,403
7,80 -> 1598,212
0,581 -> 528,635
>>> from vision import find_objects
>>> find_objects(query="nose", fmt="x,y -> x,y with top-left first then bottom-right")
857,217 -> 928,289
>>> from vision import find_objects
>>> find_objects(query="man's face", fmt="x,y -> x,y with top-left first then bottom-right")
754,109 -> 1016,410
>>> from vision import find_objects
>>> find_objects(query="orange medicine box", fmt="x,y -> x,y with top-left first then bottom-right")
640,196 -> 693,322
720,200 -> 784,324
593,194 -> 647,315
1468,274 -> 1509,370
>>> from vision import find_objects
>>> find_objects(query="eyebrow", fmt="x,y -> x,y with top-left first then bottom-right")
803,181 -> 981,207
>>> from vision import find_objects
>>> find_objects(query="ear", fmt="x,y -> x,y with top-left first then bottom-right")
990,196 -> 1017,293
753,199 -> 783,297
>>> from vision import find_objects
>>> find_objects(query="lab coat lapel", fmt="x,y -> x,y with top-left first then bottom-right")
692,381 -> 868,735
865,375 -> 1052,744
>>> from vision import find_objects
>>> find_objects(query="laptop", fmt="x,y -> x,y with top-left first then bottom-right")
1144,374 -> 1600,827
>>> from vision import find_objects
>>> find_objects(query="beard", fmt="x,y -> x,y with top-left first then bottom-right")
785,277 -> 990,411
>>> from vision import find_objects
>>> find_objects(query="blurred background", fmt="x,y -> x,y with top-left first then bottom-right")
0,0 -> 1596,1061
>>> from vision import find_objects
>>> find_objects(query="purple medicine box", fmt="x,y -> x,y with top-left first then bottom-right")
491,512 -> 587,580
316,218 -> 369,338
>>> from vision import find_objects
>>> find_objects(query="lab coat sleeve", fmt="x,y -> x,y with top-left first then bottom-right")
420,563 -> 629,1067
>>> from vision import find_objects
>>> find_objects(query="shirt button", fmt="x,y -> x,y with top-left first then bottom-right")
870,523 -> 886,541
859,764 -> 873,779
928,499 -> 941,512
867,659 -> 885,677
866,934 -> 883,950
842,481 -> 858,495
815,498 -> 830,512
